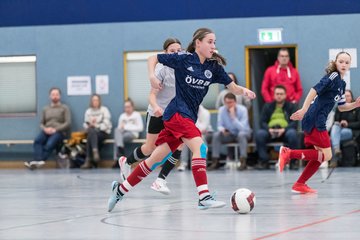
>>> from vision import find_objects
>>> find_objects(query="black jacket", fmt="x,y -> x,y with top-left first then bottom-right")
260,101 -> 297,130
334,107 -> 360,139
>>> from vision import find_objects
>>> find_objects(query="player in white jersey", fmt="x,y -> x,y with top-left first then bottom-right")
118,38 -> 183,195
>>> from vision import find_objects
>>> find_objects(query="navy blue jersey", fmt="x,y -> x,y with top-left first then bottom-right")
302,72 -> 346,133
157,52 -> 232,122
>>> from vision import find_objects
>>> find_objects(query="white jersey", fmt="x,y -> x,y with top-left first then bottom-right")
147,63 -> 176,116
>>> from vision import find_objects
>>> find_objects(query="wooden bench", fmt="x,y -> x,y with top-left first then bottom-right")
226,142 -> 283,163
102,139 -> 146,144
0,138 -> 147,146
1,139 -> 283,167
0,140 -> 34,147
0,139 -> 147,161
100,139 -> 146,159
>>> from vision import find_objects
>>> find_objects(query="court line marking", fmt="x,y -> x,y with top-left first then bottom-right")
253,209 -> 360,240
101,206 -> 233,233
0,200 -> 187,232
76,174 -> 116,183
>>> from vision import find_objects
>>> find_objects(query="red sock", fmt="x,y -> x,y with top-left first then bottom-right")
290,149 -> 324,162
191,158 -> 209,199
297,160 -> 322,184
119,161 -> 151,194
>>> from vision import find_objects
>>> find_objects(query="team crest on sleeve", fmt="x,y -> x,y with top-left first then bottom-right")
204,70 -> 212,79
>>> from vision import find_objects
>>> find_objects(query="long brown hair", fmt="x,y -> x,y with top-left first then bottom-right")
89,94 -> 102,108
325,51 -> 351,74
227,72 -> 238,84
186,28 -> 227,66
346,89 -> 354,102
163,38 -> 181,51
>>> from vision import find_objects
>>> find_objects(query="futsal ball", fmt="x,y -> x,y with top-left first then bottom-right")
230,188 -> 256,214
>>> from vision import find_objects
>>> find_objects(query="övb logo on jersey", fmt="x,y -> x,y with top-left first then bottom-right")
185,75 -> 210,89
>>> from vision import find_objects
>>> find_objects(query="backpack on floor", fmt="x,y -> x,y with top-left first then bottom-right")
340,140 -> 358,167
57,132 -> 87,168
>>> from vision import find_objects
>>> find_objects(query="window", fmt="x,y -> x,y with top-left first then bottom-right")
124,51 -> 219,111
124,51 -> 160,111
0,56 -> 37,116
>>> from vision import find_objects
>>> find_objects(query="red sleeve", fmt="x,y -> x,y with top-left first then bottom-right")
261,68 -> 273,103
293,70 -> 303,102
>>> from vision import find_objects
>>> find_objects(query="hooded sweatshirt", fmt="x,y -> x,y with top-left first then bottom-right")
261,60 -> 303,103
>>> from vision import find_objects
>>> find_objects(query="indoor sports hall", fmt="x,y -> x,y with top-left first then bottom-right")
1,1 -> 360,239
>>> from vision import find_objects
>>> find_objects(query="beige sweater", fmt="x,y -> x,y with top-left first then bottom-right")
40,103 -> 71,135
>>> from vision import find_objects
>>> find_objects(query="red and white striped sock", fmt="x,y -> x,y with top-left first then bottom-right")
290,149 -> 324,162
191,158 -> 210,199
118,161 -> 152,195
295,150 -> 325,184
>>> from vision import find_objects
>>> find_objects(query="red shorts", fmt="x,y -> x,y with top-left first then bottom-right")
155,113 -> 201,152
304,128 -> 331,149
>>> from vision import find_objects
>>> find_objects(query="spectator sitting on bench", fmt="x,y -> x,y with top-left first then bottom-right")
81,94 -> 112,169
215,72 -> 252,110
209,92 -> 252,170
25,87 -> 71,169
255,85 -> 298,169
329,90 -> 360,167
113,98 -> 144,167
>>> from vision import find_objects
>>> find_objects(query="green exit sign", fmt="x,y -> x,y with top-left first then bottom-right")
258,28 -> 283,44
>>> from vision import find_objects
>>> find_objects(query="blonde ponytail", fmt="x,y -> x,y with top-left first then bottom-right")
325,60 -> 337,74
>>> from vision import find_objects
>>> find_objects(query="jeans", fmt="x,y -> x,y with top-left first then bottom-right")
211,130 -> 251,159
255,128 -> 298,163
330,124 -> 353,150
33,130 -> 64,161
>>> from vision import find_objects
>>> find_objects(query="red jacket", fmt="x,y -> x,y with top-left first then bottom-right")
261,60 -> 303,103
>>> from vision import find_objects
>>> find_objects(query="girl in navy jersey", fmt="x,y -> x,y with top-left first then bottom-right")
278,52 -> 360,194
118,38 -> 184,195
108,28 -> 256,211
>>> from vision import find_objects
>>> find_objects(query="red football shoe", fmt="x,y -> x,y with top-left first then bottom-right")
278,146 -> 290,172
291,182 -> 317,194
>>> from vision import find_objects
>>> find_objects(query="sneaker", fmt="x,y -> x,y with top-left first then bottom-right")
329,160 -> 338,168
278,146 -> 290,172
119,156 -> 131,182
32,160 -> 45,168
25,160 -> 45,170
198,194 -> 226,210
254,162 -> 269,170
107,181 -> 123,212
238,157 -> 247,171
150,178 -> 171,195
24,161 -> 35,170
320,161 -> 328,169
177,162 -> 187,171
291,182 -> 317,194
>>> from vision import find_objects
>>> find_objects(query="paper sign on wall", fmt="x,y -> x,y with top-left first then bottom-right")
343,70 -> 351,90
95,75 -> 109,95
67,76 -> 91,96
329,48 -> 357,68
